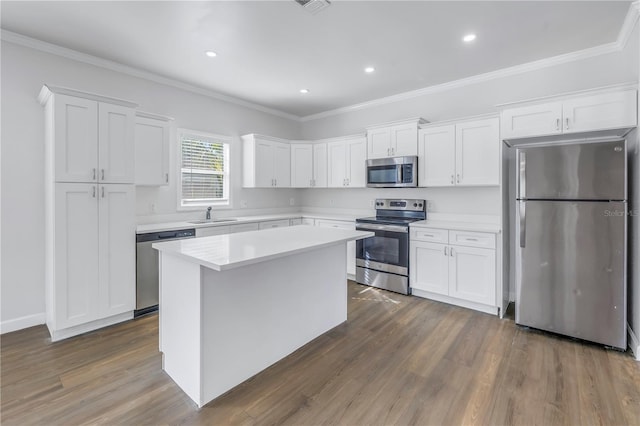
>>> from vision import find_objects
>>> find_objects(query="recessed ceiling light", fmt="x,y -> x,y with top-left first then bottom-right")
205,50 -> 217,58
463,34 -> 477,43
300,89 -> 309,94
364,67 -> 375,73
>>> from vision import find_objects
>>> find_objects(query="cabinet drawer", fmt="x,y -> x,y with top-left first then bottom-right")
301,218 -> 315,225
228,223 -> 259,234
449,230 -> 495,249
315,219 -> 354,230
411,227 -> 448,243
258,219 -> 290,230
289,218 -> 303,226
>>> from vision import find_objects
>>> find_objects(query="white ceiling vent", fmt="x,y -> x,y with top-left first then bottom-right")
294,0 -> 331,15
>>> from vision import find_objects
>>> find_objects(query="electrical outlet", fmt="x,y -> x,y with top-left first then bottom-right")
240,200 -> 248,208
289,198 -> 295,206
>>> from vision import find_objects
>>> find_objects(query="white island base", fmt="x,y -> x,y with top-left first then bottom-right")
156,226 -> 370,408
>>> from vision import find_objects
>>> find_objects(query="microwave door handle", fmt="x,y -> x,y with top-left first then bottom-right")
397,164 -> 402,183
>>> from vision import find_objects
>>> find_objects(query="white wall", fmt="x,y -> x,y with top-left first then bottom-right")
0,41 -> 302,328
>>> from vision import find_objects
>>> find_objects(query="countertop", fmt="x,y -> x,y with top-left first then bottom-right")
136,212 -> 360,234
152,225 -> 373,271
410,219 -> 502,233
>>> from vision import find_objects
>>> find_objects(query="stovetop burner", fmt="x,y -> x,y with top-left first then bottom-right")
356,216 -> 424,226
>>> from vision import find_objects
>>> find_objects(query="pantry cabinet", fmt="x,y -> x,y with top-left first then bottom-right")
366,118 -> 425,159
418,117 -> 499,187
134,112 -> 172,186
501,88 -> 637,140
410,226 -> 498,315
327,135 -> 366,188
242,134 -> 291,188
39,85 -> 138,341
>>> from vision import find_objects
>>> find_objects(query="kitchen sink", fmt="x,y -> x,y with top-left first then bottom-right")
188,218 -> 238,224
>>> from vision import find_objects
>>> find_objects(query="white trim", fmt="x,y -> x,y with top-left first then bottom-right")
1,29 -> 299,122
1,312 -> 45,334
617,1 -> 640,50
419,112 -> 500,129
49,312 -> 133,342
38,84 -> 138,108
136,110 -> 174,121
366,117 -> 427,130
628,323 -> 640,361
411,288 -> 499,316
300,42 -> 621,122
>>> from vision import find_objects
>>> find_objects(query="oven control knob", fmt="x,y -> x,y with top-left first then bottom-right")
413,203 -> 418,207
419,203 -> 423,207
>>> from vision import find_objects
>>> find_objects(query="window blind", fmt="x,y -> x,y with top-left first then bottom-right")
180,135 -> 228,205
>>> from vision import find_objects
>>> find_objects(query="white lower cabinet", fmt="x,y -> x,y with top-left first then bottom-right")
258,219 -> 291,230
48,183 -> 135,339
410,227 -> 498,315
196,225 -> 231,238
289,218 -> 303,226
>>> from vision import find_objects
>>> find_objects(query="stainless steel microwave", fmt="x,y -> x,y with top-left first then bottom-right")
366,156 -> 418,188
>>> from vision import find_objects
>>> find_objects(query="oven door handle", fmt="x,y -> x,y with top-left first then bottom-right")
356,223 -> 408,233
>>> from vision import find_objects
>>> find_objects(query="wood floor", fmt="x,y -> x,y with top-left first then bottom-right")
2,281 -> 639,426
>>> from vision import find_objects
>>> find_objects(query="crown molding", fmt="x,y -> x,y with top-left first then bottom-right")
0,29 -> 301,122
616,0 -> 640,50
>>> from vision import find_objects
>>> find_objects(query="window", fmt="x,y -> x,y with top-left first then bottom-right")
178,129 -> 230,208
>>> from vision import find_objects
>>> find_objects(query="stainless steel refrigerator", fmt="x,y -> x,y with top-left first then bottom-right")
515,139 -> 627,349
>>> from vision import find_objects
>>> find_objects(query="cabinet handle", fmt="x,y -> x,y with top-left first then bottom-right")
101,186 -> 105,198
274,179 -> 277,187
565,117 -> 570,130
92,186 -> 96,198
556,118 -> 560,130
101,169 -> 105,181
165,173 -> 169,183
346,178 -> 349,186
391,147 -> 395,156
451,175 -> 454,184
464,238 -> 478,241
450,248 -> 455,257
92,168 -> 96,180
444,246 -> 448,256
456,174 -> 460,183
387,148 -> 390,156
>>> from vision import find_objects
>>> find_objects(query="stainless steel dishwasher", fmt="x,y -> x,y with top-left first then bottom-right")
135,228 -> 196,317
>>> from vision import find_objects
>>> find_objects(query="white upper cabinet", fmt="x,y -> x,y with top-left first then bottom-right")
455,118 -> 500,186
366,118 -> 425,159
242,134 -> 291,188
418,124 -> 455,187
98,103 -> 135,183
135,112 -> 172,186
312,143 -> 328,188
53,94 -> 99,183
290,143 -> 313,188
41,86 -> 137,184
419,117 -> 499,187
327,135 -> 366,188
501,87 -> 637,141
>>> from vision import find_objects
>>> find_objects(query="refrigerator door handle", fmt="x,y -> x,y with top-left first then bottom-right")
519,201 -> 526,248
518,150 -> 526,199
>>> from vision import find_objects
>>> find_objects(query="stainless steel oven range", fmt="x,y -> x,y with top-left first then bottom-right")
355,198 -> 426,295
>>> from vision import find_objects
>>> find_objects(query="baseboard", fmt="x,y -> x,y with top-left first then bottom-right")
1,312 -> 46,334
412,288 -> 499,316
628,323 -> 640,361
49,311 -> 133,342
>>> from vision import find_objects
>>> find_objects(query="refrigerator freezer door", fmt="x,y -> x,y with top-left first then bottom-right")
516,200 -> 626,349
517,140 -> 626,200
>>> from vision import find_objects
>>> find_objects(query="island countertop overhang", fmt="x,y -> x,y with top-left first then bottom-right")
152,225 -> 373,271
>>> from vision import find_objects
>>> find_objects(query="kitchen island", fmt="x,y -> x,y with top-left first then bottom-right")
152,225 -> 373,408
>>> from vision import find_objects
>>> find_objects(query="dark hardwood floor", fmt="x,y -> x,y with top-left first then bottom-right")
2,281 -> 639,425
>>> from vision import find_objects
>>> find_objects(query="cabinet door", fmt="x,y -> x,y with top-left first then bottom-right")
455,118 -> 500,186
316,220 -> 356,275
501,101 -> 562,139
134,117 -> 170,185
563,90 -> 637,133
98,184 -> 136,317
367,128 -> 391,159
54,183 -> 99,328
228,223 -> 259,234
290,144 -> 313,188
418,125 -> 455,187
346,137 -> 366,187
410,241 -> 449,295
390,124 -> 418,157
54,95 -> 98,183
449,245 -> 496,305
273,142 -> 291,187
98,103 -> 135,184
196,225 -> 231,238
254,139 -> 274,188
312,143 -> 328,187
327,141 -> 347,187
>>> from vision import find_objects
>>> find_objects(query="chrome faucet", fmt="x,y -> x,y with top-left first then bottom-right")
206,206 -> 212,220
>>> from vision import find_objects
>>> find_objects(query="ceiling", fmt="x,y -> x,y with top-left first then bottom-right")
0,1 -> 632,118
